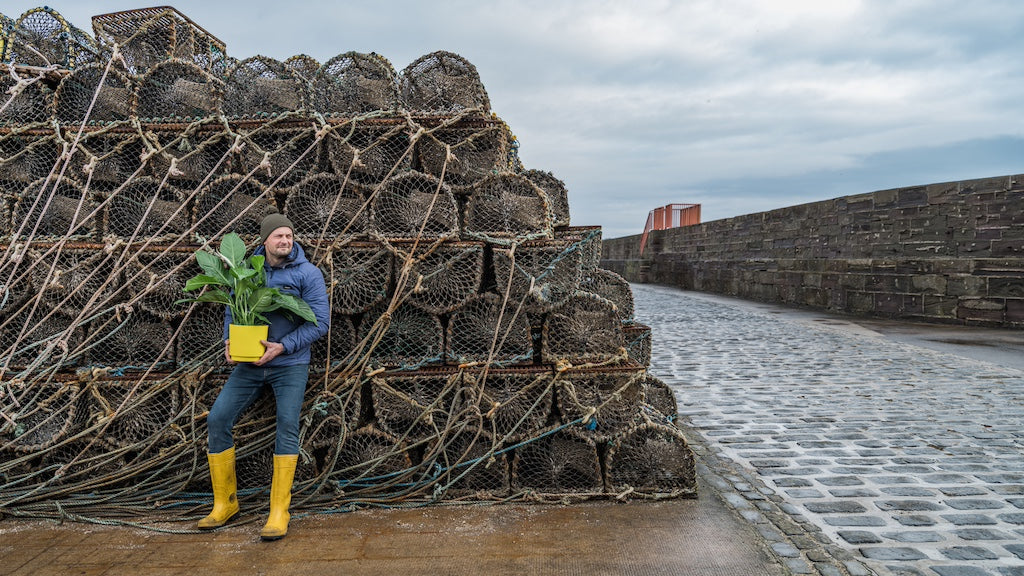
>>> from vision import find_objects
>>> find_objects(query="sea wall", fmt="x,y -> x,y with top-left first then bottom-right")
602,174 -> 1024,327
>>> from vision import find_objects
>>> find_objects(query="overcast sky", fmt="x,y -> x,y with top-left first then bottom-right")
6,1 -> 1023,238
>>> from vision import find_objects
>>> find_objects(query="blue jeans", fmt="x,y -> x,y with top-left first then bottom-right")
207,363 -> 309,455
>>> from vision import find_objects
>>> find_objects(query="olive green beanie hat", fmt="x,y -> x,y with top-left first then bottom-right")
260,205 -> 294,244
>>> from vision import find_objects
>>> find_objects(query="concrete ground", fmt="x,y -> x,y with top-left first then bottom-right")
4,285 -> 1023,576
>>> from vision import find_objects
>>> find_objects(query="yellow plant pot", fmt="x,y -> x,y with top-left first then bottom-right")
228,324 -> 269,362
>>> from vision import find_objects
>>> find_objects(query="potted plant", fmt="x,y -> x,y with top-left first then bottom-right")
178,232 -> 317,362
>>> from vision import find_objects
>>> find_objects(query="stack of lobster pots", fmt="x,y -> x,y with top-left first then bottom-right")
0,5 -> 694,512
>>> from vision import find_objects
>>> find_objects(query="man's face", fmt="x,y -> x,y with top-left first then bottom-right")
264,227 -> 293,260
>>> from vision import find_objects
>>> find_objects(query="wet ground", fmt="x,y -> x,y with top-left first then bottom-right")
4,284 -> 1024,576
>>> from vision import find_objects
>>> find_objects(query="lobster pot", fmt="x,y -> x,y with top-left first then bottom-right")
0,258 -> 33,314
359,302 -> 444,370
446,293 -> 532,366
555,226 -> 602,272
0,382 -> 83,454
417,124 -> 509,186
327,124 -> 411,184
125,250 -> 193,319
224,56 -> 309,118
92,6 -> 227,75
8,7 -> 98,70
284,173 -> 369,241
91,379 -> 181,450
370,171 -> 459,241
236,127 -> 319,187
313,51 -> 400,114
237,442 -> 320,488
492,240 -> 582,314
524,169 -> 570,228
314,243 -> 391,315
541,293 -> 624,365
0,191 -> 9,239
0,74 -> 53,125
466,368 -> 554,442
310,312 -> 357,371
0,132 -> 59,183
581,268 -> 634,322
605,423 -> 696,498
623,323 -> 652,367
371,371 -> 464,441
394,241 -> 483,314
54,64 -> 134,124
30,247 -> 117,310
328,425 -> 413,490
557,370 -> 644,442
430,428 -> 509,499
640,373 -> 678,424
510,426 -> 603,495
0,308 -> 83,370
284,54 -> 320,80
86,310 -> 175,370
399,51 -> 491,114
68,131 -> 145,186
176,302 -> 228,369
303,379 -> 363,449
145,129 -> 232,183
104,177 -> 189,239
133,60 -> 224,121
193,174 -> 270,240
37,437 -> 130,488
463,173 -> 553,242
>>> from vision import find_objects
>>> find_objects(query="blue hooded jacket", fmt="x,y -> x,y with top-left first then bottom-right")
223,242 -> 330,367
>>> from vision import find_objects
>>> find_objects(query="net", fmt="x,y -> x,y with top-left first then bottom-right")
510,425 -> 603,496
84,309 -> 175,370
303,377 -> 362,448
326,123 -> 411,184
417,123 -> 510,187
523,169 -> 570,228
54,63 -> 133,123
310,312 -> 357,371
0,133 -> 59,184
144,128 -> 232,183
283,54 -> 320,81
395,240 -> 484,315
313,52 -> 399,115
557,369 -> 644,442
1,308 -> 84,370
327,425 -> 413,491
465,368 -> 554,442
429,427 -> 509,499
67,130 -> 145,185
224,56 -> 308,118
492,240 -> 582,314
399,51 -> 490,114
358,302 -> 444,370
193,173 -> 271,240
639,373 -> 677,424
0,381 -> 83,453
370,171 -> 459,241
605,422 -> 696,498
446,292 -> 533,366
175,301 -> 228,370
91,378 -> 181,450
124,250 -> 193,320
555,226 -> 602,272
133,59 -> 223,121
104,176 -> 189,239
463,172 -> 552,244
370,370 -> 465,442
235,125 -> 317,187
581,267 -> 634,322
91,6 -> 227,76
1,72 -> 53,125
8,7 -> 97,69
284,172 -> 369,241
623,323 -> 652,367
316,242 -> 392,315
30,247 -> 115,310
541,292 -> 625,365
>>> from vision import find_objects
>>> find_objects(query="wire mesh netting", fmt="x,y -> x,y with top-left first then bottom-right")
542,292 -> 625,366
446,292 -> 533,367
393,241 -> 483,315
605,422 -> 696,498
581,267 -> 634,322
0,7 -> 694,526
463,172 -> 553,244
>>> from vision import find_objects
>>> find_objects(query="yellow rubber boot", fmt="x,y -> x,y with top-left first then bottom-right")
260,454 -> 298,541
197,446 -> 239,529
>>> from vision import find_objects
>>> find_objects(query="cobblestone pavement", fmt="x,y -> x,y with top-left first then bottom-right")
634,284 -> 1024,576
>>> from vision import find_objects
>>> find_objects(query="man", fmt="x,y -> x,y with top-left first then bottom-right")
198,206 -> 330,540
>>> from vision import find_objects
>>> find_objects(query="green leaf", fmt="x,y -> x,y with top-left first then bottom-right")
195,250 -> 227,282
182,274 -> 228,292
247,288 -> 277,312
273,293 -> 318,324
187,290 -> 232,306
220,233 -> 247,267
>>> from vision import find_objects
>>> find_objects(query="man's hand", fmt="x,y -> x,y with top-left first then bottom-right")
224,340 -> 236,364
253,340 -> 285,366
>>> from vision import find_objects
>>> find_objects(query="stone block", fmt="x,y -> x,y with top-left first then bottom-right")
911,274 -> 947,294
993,238 -> 1024,257
947,275 -> 987,297
989,278 -> 1024,298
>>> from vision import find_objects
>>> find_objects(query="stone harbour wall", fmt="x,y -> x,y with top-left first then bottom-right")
601,173 -> 1024,327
